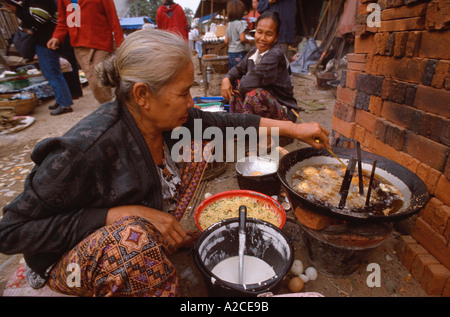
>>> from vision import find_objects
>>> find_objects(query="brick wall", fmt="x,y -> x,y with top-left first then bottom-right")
332,0 -> 450,296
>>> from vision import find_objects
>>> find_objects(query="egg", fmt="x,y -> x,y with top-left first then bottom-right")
299,274 -> 310,283
204,192 -> 212,199
305,267 -> 318,281
290,259 -> 304,276
288,276 -> 304,292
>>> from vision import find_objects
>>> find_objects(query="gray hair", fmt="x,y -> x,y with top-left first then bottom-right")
95,29 -> 192,102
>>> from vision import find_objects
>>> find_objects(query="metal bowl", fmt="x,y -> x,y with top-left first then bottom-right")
235,155 -> 281,196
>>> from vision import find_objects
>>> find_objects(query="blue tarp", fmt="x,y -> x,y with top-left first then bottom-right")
120,16 -> 154,30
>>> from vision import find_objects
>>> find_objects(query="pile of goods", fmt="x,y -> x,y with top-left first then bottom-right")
201,32 -> 225,43
0,111 -> 26,132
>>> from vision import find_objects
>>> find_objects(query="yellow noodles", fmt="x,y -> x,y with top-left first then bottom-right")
198,196 -> 280,230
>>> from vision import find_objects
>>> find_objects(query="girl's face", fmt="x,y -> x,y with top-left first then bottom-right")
254,17 -> 279,53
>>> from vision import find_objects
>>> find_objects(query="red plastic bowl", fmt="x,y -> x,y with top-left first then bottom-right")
194,190 -> 286,231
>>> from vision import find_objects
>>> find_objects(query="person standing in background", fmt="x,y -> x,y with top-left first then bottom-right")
257,0 -> 296,52
3,0 -> 75,115
245,0 -> 260,31
224,0 -> 250,70
156,0 -> 189,41
47,0 -> 124,104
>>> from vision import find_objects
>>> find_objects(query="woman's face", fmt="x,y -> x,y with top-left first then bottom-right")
254,17 -> 279,53
148,61 -> 195,131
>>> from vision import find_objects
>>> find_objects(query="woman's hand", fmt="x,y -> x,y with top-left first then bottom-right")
47,38 -> 60,50
106,205 -> 187,250
221,77 -> 233,101
290,122 -> 330,149
259,118 -> 330,149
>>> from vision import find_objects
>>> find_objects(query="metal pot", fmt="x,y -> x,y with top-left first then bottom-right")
277,147 -> 430,222
235,155 -> 281,196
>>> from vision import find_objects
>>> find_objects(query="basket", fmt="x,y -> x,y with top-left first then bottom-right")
0,93 -> 37,115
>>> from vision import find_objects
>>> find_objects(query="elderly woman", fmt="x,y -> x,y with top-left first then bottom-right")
221,11 -> 298,122
0,29 -> 329,297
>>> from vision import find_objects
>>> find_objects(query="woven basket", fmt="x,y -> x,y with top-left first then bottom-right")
0,93 -> 37,115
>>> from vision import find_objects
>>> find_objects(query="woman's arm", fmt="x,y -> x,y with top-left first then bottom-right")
106,205 -> 187,250
259,117 -> 330,149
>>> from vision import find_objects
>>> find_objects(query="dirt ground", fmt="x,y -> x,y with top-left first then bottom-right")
0,56 -> 431,297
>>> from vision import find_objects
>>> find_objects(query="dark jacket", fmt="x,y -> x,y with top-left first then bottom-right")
0,100 -> 260,277
225,44 -> 299,121
257,0 -> 296,45
15,0 -> 58,47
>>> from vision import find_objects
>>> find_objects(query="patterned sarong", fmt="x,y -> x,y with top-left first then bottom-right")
46,141 -> 212,297
230,88 -> 289,120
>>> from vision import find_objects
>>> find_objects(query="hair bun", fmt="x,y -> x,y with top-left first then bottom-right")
95,56 -> 120,88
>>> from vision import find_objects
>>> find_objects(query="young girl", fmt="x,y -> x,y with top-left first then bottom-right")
225,0 -> 250,70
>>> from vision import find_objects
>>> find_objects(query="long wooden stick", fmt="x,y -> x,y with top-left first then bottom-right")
314,0 -> 331,39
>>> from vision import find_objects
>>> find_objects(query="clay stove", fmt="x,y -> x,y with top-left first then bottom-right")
294,206 -> 392,277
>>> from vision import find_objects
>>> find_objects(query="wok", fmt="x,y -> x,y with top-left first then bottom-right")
277,147 -> 430,222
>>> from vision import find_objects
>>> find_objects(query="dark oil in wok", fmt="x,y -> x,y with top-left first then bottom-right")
290,164 -> 404,216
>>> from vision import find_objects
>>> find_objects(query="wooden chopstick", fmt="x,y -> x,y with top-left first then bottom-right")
291,109 -> 347,167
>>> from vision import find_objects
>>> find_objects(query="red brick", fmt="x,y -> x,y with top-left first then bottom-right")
382,3 -> 428,20
443,278 -> 450,297
354,124 -> 367,144
374,32 -> 391,55
396,235 -> 418,256
425,167 -> 442,195
416,162 -> 430,184
333,101 -> 356,122
347,53 -> 367,63
419,29 -> 450,59
411,253 -> 440,281
404,131 -> 450,172
414,85 -> 450,118
394,32 -> 408,57
420,263 -> 450,295
347,61 -> 366,72
445,155 -> 450,181
363,132 -> 401,162
421,197 -> 449,233
384,121 -> 406,150
432,60 -> 450,89
374,117 -> 388,141
332,116 -> 356,139
381,57 -> 427,84
425,0 -> 450,30
380,17 -> 426,32
345,70 -> 362,89
336,85 -> 357,106
412,217 -> 450,269
435,174 -> 450,207
355,34 -> 376,54
405,31 -> 422,57
395,150 -> 421,173
355,109 -> 377,133
369,95 -> 383,116
381,100 -> 421,130
366,55 -> 385,75
433,204 -> 450,236
401,241 -> 429,271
